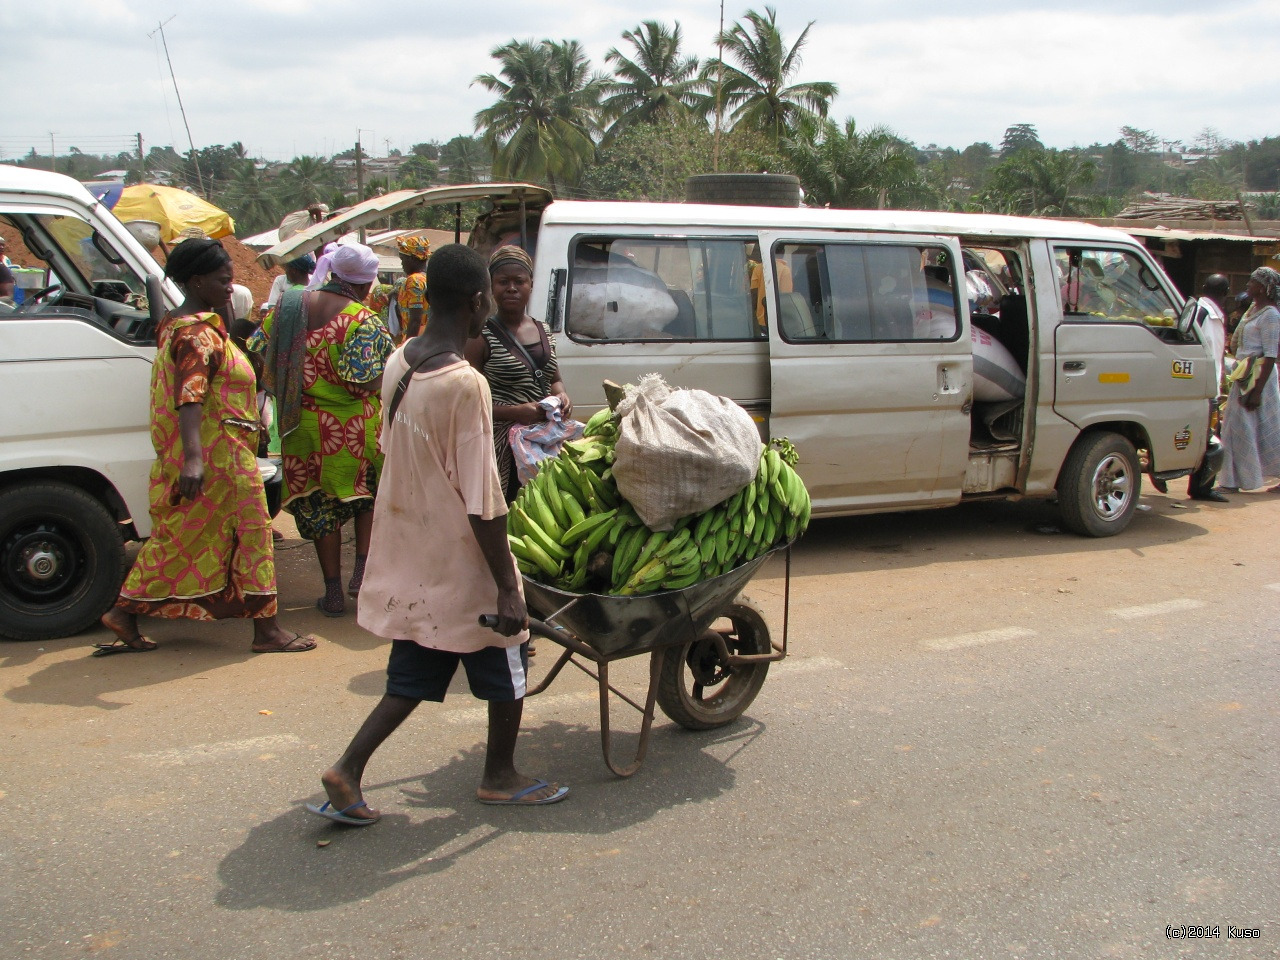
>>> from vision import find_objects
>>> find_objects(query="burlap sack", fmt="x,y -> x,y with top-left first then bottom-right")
612,376 -> 762,531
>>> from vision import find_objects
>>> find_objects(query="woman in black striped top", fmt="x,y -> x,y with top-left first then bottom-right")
465,245 -> 573,501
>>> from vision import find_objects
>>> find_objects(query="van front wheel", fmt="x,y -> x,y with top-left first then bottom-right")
0,482 -> 126,641
1058,432 -> 1141,537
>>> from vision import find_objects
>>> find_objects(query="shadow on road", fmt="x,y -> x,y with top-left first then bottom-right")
765,494 -> 1215,581
215,718 -> 762,912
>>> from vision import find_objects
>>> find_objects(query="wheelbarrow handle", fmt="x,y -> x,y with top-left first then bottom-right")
478,614 -> 558,641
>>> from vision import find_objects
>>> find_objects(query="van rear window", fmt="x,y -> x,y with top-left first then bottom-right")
566,237 -> 765,342
774,241 -> 960,343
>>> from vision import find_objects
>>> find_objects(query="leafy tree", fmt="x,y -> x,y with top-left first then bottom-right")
784,118 -> 933,209
701,6 -> 838,144
1120,126 -> 1159,154
1000,123 -> 1042,158
397,154 -> 439,190
601,21 -> 705,142
410,142 -> 441,160
474,38 -> 606,192
582,115 -> 785,201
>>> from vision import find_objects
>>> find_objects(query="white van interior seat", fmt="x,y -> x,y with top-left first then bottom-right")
778,292 -> 819,339
707,292 -> 754,339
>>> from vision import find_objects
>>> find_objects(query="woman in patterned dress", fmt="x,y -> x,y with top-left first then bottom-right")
389,234 -> 430,343
465,245 -> 572,502
96,239 -> 315,655
1220,267 -> 1280,492
250,244 -> 394,616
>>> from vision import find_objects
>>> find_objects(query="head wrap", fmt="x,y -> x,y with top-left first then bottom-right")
1251,266 -> 1280,302
306,242 -> 342,290
286,254 -> 316,273
230,284 -> 254,321
165,237 -> 231,284
330,243 -> 380,285
488,243 -> 534,276
397,234 -> 432,260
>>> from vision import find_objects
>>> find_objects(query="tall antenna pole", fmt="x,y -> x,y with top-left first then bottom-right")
713,0 -> 725,172
150,16 -> 205,196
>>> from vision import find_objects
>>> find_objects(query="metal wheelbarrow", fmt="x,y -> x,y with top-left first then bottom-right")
485,543 -> 793,777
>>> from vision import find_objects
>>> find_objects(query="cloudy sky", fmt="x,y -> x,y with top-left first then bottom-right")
4,0 -> 1278,165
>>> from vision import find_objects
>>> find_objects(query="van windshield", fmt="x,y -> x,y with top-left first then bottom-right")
18,213 -> 146,302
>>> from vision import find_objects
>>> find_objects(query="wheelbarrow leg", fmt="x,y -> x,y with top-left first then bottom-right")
598,648 -> 666,778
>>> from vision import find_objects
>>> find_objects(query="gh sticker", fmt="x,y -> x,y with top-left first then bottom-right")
1172,360 -> 1195,379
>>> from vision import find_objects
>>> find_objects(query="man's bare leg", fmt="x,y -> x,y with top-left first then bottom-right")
476,699 -> 563,802
319,694 -> 419,821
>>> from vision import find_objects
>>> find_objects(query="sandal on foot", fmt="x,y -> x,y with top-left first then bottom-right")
92,636 -> 157,657
347,564 -> 366,600
253,633 -> 318,654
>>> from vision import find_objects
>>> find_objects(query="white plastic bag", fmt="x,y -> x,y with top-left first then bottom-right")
612,375 -> 762,530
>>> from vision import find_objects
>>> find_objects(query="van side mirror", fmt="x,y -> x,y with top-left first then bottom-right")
145,274 -> 166,334
1175,299 -> 1200,338
545,268 -> 566,332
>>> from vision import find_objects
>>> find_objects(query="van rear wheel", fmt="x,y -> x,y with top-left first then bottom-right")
0,482 -> 126,641
1057,432 -> 1140,537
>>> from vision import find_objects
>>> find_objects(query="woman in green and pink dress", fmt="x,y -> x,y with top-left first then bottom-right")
97,238 -> 314,655
250,243 -> 394,616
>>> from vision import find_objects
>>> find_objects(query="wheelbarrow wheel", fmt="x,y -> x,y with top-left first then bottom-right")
656,595 -> 771,730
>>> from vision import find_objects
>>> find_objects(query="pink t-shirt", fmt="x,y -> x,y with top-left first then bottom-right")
357,351 -> 527,651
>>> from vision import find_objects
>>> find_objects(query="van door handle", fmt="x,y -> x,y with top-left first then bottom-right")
1062,361 -> 1085,373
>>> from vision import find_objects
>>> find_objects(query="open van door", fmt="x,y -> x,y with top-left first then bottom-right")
256,182 -> 554,268
762,231 -> 973,514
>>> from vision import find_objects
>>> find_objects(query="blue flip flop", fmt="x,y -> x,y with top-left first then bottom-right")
478,779 -> 570,806
306,799 -> 381,826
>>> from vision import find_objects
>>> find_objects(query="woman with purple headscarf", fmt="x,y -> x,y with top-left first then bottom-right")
250,243 -> 394,615
1220,266 -> 1280,492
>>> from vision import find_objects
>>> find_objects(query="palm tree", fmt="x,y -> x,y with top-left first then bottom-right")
601,21 -> 705,143
785,118 -> 932,209
474,39 -> 606,192
979,149 -> 1096,216
219,160 -> 279,235
440,135 -> 487,184
701,6 -> 838,145
276,155 -> 340,209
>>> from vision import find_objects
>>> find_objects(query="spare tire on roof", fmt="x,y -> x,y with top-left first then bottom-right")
685,173 -> 802,208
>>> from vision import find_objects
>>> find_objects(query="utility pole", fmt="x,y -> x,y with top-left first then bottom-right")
49,132 -> 56,173
136,133 -> 146,182
150,16 -> 205,197
355,130 -> 368,242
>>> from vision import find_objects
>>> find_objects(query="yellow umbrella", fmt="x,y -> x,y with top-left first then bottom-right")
113,184 -> 235,242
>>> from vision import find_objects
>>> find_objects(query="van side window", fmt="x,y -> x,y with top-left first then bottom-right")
566,237 -> 762,341
774,242 -> 959,342
1054,247 -> 1177,326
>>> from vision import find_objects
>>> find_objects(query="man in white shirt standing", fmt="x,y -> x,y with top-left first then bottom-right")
1188,274 -> 1231,502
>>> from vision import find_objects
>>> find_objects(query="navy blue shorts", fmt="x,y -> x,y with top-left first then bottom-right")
385,639 -> 529,702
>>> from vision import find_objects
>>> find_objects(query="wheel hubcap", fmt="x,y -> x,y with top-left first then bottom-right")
23,542 -> 61,581
1091,454 -> 1132,520
2,521 -> 80,602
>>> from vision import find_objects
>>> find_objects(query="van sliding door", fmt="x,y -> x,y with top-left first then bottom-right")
762,232 -> 972,514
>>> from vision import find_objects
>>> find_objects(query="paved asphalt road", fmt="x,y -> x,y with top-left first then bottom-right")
1,483 -> 1276,959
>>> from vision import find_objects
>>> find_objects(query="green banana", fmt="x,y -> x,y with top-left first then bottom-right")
560,489 -> 586,529
520,509 -> 570,562
521,534 -> 562,578
560,509 -> 616,547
